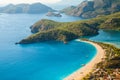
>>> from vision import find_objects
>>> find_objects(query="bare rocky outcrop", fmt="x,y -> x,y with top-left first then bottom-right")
46,12 -> 62,17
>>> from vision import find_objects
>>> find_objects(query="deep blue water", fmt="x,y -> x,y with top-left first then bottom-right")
89,30 -> 120,48
0,13 -> 97,80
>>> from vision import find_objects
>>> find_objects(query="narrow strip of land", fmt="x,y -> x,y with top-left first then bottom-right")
64,40 -> 105,80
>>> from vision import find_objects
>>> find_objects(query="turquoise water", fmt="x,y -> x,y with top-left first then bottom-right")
0,14 -> 97,80
89,30 -> 120,48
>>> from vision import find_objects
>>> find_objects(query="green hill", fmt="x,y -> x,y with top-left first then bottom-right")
18,12 -> 120,44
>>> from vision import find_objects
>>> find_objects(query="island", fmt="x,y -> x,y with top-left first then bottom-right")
46,12 -> 62,17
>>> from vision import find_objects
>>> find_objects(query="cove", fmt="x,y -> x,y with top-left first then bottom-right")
0,13 -> 96,80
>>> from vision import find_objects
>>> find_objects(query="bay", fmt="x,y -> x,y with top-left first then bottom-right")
0,13 -> 96,80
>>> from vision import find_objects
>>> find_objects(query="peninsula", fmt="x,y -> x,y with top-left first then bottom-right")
18,12 -> 120,44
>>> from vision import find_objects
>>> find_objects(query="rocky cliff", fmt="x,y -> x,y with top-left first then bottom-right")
61,0 -> 120,18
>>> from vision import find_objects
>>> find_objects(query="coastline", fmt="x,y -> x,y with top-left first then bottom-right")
64,40 -> 105,80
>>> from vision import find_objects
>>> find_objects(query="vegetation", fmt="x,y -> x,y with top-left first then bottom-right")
19,21 -> 98,44
100,17 -> 120,30
19,29 -> 78,44
61,0 -> 120,18
19,12 -> 120,44
82,39 -> 120,80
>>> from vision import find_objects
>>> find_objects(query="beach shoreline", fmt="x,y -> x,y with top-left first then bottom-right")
64,40 -> 105,80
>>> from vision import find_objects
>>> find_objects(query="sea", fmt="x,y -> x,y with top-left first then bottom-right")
89,30 -> 120,48
0,13 -> 119,80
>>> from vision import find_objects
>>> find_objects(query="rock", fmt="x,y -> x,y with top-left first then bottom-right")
93,0 -> 111,9
46,12 -> 62,17
60,6 -> 76,15
61,1 -> 94,17
72,1 -> 94,16
62,0 -> 120,18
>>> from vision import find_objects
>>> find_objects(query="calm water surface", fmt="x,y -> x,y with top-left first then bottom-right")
0,13 -> 97,80
89,30 -> 120,48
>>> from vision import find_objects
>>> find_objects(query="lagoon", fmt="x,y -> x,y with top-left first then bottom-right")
89,30 -> 120,48
1,13 -> 120,80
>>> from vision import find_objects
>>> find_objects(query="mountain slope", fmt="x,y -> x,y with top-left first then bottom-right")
19,12 -> 120,44
0,3 -> 55,14
61,0 -> 120,18
18,12 -> 120,44
18,18 -> 99,44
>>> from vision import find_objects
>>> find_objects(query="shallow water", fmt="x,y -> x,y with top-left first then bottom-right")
89,30 -> 120,48
0,13 -> 97,80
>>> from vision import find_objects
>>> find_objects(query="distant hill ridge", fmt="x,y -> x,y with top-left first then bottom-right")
61,0 -> 120,18
0,3 -> 55,13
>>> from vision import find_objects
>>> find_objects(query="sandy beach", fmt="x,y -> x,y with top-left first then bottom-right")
64,40 -> 105,80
